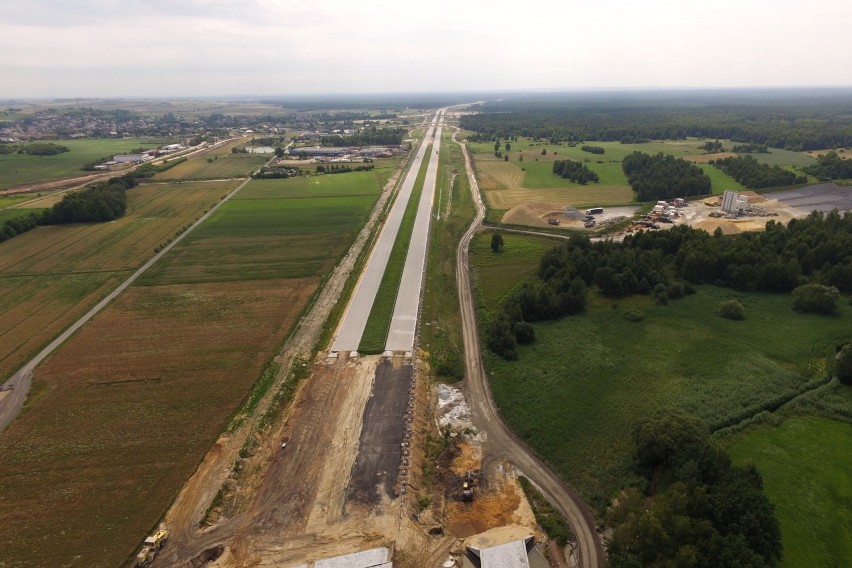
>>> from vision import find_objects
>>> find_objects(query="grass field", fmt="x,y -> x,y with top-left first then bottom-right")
0,163 -> 388,565
0,181 -> 233,381
0,208 -> 45,224
153,139 -> 268,180
420,131 -> 476,379
140,172 -> 383,286
466,138 -> 814,217
697,163 -> 746,193
727,417 -> 852,568
0,195 -> 32,208
358,145 -> 432,353
471,233 -> 851,510
0,138 -> 160,189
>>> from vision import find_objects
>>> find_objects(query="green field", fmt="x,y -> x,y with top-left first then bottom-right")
0,195 -> 32,208
358,145 -> 432,353
697,163 -> 746,193
0,138 -> 161,189
470,232 -> 557,308
471,233 -> 851,509
727,417 -> 852,568
141,174 -> 383,286
420,130 -> 476,379
0,208 -> 44,224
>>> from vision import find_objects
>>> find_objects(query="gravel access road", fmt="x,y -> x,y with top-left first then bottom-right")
453,129 -> 606,568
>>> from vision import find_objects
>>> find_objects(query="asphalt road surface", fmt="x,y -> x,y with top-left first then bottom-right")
346,360 -> 411,505
0,166 -> 262,432
386,111 -> 444,352
331,112 -> 441,352
453,130 -> 606,568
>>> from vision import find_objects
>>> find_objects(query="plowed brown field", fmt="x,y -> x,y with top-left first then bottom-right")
0,277 -> 317,567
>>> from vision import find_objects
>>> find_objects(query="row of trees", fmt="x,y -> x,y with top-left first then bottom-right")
486,212 -> 852,358
321,126 -> 405,147
607,410 -> 782,567
0,159 -> 185,242
803,151 -> 852,180
0,142 -> 70,156
622,151 -> 711,200
581,144 -> 604,154
713,155 -> 806,188
552,159 -> 600,184
315,164 -> 375,174
700,140 -> 724,152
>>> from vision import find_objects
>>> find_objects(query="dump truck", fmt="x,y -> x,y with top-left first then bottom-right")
135,530 -> 169,567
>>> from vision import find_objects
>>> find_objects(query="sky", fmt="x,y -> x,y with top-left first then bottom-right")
1,0 -> 851,98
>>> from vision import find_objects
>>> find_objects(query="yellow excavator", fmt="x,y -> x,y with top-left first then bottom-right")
135,529 -> 169,567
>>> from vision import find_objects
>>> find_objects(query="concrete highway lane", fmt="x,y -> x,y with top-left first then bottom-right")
385,111 -> 444,352
330,111 -> 441,353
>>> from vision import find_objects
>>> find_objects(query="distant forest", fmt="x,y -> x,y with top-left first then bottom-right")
460,92 -> 852,150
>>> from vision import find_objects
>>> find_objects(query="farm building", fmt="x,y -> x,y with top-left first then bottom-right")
112,153 -> 152,163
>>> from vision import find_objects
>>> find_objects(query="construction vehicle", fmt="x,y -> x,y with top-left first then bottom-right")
135,529 -> 169,567
461,472 -> 476,502
547,218 -> 560,226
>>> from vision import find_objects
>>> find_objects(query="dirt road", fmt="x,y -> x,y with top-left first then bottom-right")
453,129 -> 606,568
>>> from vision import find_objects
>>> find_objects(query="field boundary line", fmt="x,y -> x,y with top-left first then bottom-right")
0,167 -> 266,432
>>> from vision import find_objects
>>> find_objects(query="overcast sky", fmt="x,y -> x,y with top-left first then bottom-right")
1,0 -> 850,98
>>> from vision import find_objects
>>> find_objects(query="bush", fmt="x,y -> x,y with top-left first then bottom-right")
513,321 -> 536,344
718,300 -> 745,320
622,310 -> 645,322
792,284 -> 839,314
836,343 -> 852,385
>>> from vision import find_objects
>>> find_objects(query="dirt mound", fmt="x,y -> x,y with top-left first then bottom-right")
502,202 -> 584,228
739,190 -> 767,204
694,219 -> 768,235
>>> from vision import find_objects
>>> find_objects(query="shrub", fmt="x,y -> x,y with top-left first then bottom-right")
792,284 -> 839,314
513,321 -> 536,344
622,310 -> 645,322
718,300 -> 745,320
836,343 -> 852,385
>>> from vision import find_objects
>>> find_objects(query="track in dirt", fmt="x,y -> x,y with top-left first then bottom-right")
346,360 -> 411,506
453,129 -> 605,568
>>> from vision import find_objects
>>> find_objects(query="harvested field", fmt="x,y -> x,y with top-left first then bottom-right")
0,278 -> 316,568
0,181 -> 234,380
154,140 -> 268,180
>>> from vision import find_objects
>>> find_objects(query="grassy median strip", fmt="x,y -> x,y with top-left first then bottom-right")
420,130 -> 475,380
358,144 -> 432,353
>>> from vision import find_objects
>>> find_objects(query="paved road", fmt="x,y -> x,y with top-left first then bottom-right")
0,166 -> 263,432
453,130 -> 606,568
330,112 -> 441,352
386,111 -> 444,351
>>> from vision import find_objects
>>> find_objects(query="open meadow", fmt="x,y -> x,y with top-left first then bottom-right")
0,138 -> 160,189
0,168 -> 386,566
465,137 -> 816,219
727,416 -> 852,568
153,139 -> 268,180
470,233 -> 851,507
0,180 -> 233,380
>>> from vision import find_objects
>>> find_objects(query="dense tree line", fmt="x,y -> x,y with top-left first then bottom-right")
0,159 -> 185,242
321,126 -> 405,147
622,151 -> 711,200
459,95 -> 852,150
803,151 -> 852,180
552,159 -> 599,184
581,144 -> 605,154
486,211 -> 852,358
607,410 -> 782,567
713,155 -> 806,188
701,140 -> 724,152
252,167 -> 303,179
0,142 -> 70,156
732,142 -> 769,153
315,164 -> 375,174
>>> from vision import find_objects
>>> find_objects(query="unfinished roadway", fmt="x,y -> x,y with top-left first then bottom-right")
330,110 -> 443,353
